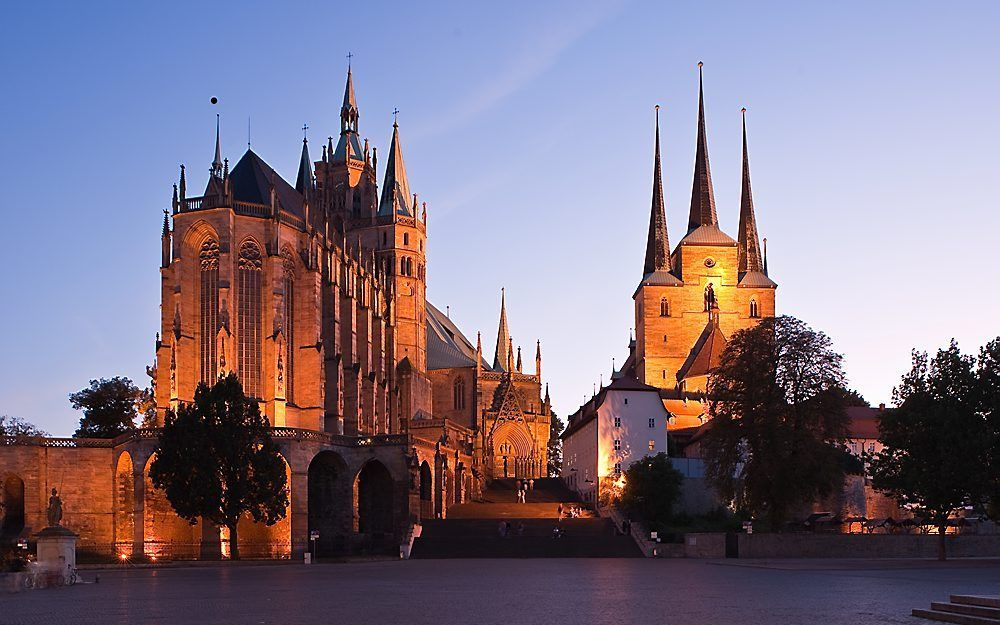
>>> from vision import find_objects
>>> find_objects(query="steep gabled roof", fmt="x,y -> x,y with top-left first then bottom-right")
426,301 -> 488,370
676,316 -> 727,381
229,149 -> 304,218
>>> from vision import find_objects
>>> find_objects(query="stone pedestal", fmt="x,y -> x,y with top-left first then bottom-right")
35,526 -> 78,574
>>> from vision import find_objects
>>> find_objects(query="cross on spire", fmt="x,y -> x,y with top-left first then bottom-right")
346,51 -> 353,68
392,107 -> 399,126
302,123 -> 309,140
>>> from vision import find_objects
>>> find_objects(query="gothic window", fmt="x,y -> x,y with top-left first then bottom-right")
403,232 -> 409,246
283,254 -> 296,404
453,377 -> 465,411
660,298 -> 670,317
407,257 -> 414,276
400,256 -> 407,276
382,231 -> 387,247
749,298 -> 759,318
238,240 -> 263,398
199,238 -> 220,386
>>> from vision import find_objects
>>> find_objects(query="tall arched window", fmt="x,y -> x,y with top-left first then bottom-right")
199,238 -> 220,385
749,298 -> 759,318
282,252 -> 296,404
400,256 -> 407,276
659,298 -> 670,317
238,240 -> 263,398
453,377 -> 465,411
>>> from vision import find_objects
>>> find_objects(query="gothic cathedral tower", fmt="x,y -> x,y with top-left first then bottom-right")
634,64 -> 777,394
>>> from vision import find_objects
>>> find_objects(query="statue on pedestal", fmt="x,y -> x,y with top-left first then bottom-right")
47,488 -> 63,527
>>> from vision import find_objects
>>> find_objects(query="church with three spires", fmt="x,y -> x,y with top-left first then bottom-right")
562,64 -> 777,501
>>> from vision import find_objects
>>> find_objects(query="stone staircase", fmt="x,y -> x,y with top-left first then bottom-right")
409,479 -> 641,558
913,596 -> 1000,624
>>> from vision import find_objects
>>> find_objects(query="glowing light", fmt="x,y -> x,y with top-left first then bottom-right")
119,553 -> 128,561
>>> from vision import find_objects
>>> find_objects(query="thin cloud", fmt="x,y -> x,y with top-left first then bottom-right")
411,1 -> 625,140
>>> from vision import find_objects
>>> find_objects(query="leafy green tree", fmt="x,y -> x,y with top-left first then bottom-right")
0,415 -> 48,439
701,315 -> 850,530
69,377 -> 141,438
149,373 -> 288,560
871,343 -> 992,560
547,411 -> 564,477
619,453 -> 683,523
978,338 -> 1000,516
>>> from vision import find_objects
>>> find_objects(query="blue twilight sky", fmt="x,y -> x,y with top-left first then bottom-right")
1,1 -> 998,436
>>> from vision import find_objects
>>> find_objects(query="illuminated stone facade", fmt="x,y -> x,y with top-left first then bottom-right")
0,68 -> 551,557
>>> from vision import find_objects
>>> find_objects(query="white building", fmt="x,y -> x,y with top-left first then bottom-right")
561,376 -> 671,504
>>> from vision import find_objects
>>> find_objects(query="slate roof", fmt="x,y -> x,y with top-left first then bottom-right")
229,149 -> 305,218
738,270 -> 777,288
846,406 -> 882,439
561,374 -> 662,440
425,302 -> 488,370
678,224 -> 736,246
640,269 -> 683,287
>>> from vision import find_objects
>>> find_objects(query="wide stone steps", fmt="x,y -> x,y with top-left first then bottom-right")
913,596 -> 1000,624
410,518 -> 642,559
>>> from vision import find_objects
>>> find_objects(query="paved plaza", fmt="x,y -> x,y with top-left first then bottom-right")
4,558 -> 1000,625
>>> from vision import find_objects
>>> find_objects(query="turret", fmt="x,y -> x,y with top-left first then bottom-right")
160,209 -> 171,269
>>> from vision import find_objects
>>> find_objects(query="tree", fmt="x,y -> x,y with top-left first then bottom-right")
978,338 -> 1000,517
69,377 -> 141,438
700,315 -> 850,530
149,373 -> 288,560
870,343 -> 992,560
547,411 -> 564,477
619,453 -> 683,524
0,415 -> 49,439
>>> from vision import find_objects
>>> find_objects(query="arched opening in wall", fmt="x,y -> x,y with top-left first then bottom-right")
1,474 -> 25,539
114,452 -> 135,555
419,461 -> 432,519
237,239 -> 263,398
199,237 -> 220,385
660,298 -> 670,317
144,454 -> 200,559
355,460 -> 394,539
308,450 -> 349,556
749,298 -> 759,319
235,455 -> 291,559
489,421 -> 536,480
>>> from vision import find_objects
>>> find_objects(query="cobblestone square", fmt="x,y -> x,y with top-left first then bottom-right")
4,558 -> 1000,625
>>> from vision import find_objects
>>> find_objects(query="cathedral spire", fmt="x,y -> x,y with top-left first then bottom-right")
492,288 -> 511,372
737,108 -> 764,274
644,105 -> 672,275
211,114 -> 223,178
687,62 -> 719,234
342,66 -> 358,133
295,128 -> 314,197
377,117 -> 414,216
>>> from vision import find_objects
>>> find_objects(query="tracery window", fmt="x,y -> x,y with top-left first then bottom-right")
749,298 -> 759,319
238,240 -> 263,398
660,298 -> 670,317
199,238 -> 220,385
453,377 -> 465,411
282,253 -> 296,404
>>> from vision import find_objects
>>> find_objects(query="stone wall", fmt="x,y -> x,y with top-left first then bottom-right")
681,533 -> 1000,559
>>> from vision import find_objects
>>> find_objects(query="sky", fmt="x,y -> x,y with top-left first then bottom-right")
1,1 -> 998,436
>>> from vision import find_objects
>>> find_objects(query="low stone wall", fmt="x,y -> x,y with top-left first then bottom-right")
680,532 -> 1000,559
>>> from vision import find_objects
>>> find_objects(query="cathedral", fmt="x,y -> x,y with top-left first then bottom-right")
0,67 -> 551,559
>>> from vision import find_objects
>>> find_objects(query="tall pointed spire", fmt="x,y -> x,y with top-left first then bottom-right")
333,67 -> 363,162
295,127 -> 314,197
492,288 -> 511,372
643,105 -> 672,276
687,62 -> 719,234
738,108 -> 764,274
378,117 -> 414,216
211,115 -> 223,178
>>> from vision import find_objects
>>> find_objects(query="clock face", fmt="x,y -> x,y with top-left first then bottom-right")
704,257 -> 716,268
